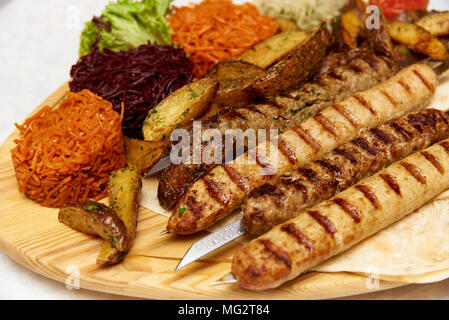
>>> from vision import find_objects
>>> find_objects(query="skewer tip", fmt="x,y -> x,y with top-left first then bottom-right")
158,229 -> 170,237
210,273 -> 238,286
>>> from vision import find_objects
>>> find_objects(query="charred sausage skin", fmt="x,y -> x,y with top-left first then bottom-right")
243,108 -> 449,236
158,51 -> 397,210
233,139 -> 449,290
168,64 -> 438,235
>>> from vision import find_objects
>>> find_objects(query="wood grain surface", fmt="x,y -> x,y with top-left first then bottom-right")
0,83 -> 410,299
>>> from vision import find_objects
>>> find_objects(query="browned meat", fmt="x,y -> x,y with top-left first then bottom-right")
233,138 -> 449,290
158,51 -> 397,210
168,64 -> 438,235
242,109 -> 449,236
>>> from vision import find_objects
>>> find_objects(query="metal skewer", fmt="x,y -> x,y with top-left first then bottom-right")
158,229 -> 171,236
175,219 -> 246,270
210,273 -> 238,286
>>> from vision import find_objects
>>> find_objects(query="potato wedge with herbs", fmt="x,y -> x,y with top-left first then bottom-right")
59,201 -> 128,252
97,167 -> 142,266
274,18 -> 299,33
416,11 -> 449,36
341,9 -> 363,48
206,60 -> 264,109
123,136 -> 167,176
238,31 -> 309,69
389,21 -> 449,61
142,78 -> 219,141
249,25 -> 331,97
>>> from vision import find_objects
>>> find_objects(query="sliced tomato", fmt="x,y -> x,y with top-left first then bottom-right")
369,0 -> 429,20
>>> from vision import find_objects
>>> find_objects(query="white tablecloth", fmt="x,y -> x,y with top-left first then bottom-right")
1,0 -> 449,300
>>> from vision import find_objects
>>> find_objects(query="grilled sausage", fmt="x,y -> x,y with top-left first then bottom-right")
243,109 -> 449,236
158,51 -> 397,210
167,64 -> 438,234
232,139 -> 449,290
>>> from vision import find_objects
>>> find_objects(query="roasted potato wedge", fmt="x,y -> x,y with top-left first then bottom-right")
249,25 -> 331,97
97,244 -> 125,266
205,60 -> 264,109
416,11 -> 449,36
362,4 -> 395,57
59,201 -> 128,252
389,21 -> 449,61
142,78 -> 219,141
123,136 -> 167,175
341,10 -> 363,48
274,18 -> 299,33
206,60 -> 264,81
97,167 -> 142,266
238,31 -> 309,69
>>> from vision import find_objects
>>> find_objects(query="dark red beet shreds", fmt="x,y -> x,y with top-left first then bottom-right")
69,43 -> 194,138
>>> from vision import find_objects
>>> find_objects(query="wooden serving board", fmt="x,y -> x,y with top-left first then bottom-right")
0,83 -> 407,299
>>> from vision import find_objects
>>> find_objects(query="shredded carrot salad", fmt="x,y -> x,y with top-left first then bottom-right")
11,90 -> 126,208
168,0 -> 276,78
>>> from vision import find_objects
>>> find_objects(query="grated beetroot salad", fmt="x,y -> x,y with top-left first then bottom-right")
69,43 -> 194,139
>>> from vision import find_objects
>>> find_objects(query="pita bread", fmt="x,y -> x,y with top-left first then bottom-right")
313,197 -> 449,282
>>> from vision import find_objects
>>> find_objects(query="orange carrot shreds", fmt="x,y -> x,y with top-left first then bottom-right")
168,0 -> 276,78
10,90 -> 126,208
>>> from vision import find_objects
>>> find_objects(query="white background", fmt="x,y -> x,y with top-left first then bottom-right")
1,0 -> 449,300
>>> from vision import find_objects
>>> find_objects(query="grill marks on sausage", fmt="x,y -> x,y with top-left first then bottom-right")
388,121 -> 414,141
298,168 -> 322,186
412,69 -> 434,93
245,105 -> 266,116
421,151 -> 444,174
259,239 -> 292,268
363,55 -> 381,73
379,89 -> 398,108
332,198 -> 361,223
380,173 -> 401,195
355,185 -> 381,209
408,112 -> 436,133
333,147 -> 358,164
292,125 -> 321,153
251,148 -> 273,171
351,137 -> 378,156
331,104 -> 360,127
223,165 -> 250,192
281,223 -> 314,251
348,62 -> 363,74
315,159 -> 342,175
400,162 -> 427,184
282,177 -> 308,199
314,113 -> 340,137
369,128 -> 392,144
186,196 -> 204,221
327,70 -> 344,81
308,211 -> 337,235
249,183 -> 284,199
226,110 -> 248,121
398,79 -> 411,93
353,94 -> 376,115
203,179 -> 230,206
276,137 -> 298,165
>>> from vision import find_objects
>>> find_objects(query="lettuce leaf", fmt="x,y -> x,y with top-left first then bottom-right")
79,0 -> 173,57
79,21 -> 99,57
